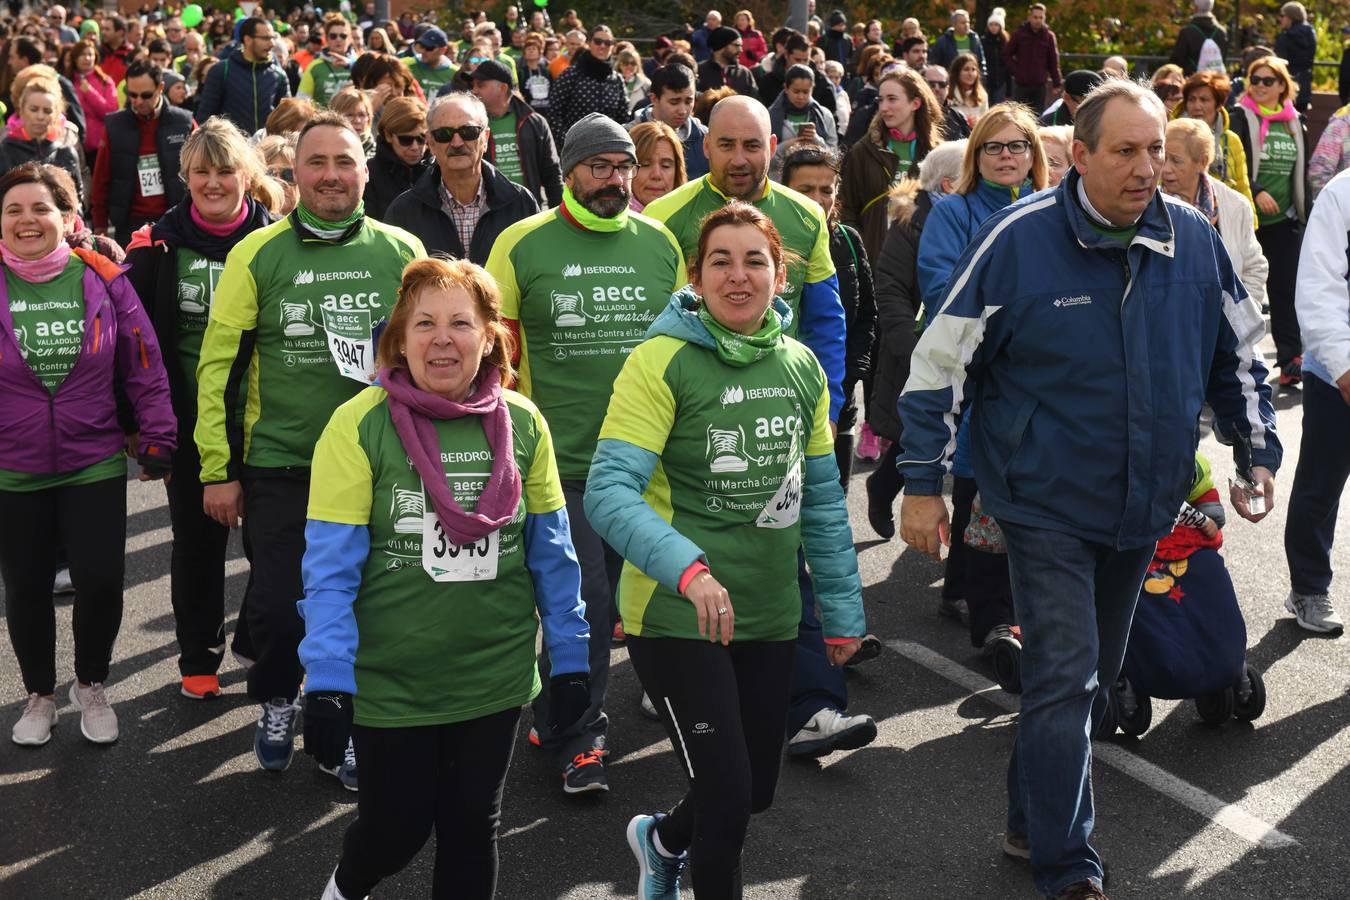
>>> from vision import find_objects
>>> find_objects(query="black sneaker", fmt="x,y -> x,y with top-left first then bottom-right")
563,749 -> 609,794
865,472 -> 895,540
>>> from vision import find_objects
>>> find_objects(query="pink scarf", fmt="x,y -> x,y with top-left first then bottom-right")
191,201 -> 248,236
2,241 -> 73,283
888,128 -> 916,141
379,364 -> 522,546
1239,94 -> 1297,146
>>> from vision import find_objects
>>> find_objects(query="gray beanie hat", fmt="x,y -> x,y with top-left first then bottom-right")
561,112 -> 636,176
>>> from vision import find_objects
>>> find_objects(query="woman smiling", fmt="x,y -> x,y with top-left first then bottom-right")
0,163 -> 175,748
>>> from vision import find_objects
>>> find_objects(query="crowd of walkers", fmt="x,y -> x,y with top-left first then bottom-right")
0,2 -> 1347,899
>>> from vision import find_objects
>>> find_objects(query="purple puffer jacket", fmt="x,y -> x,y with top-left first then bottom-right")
0,249 -> 176,476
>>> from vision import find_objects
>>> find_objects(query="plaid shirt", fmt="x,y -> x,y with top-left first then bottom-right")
439,176 -> 487,254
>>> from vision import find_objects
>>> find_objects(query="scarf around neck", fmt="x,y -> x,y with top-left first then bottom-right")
379,365 -> 522,546
293,200 -> 365,241
2,240 -> 73,283
1240,94 -> 1297,146
559,185 -> 628,232
697,304 -> 781,366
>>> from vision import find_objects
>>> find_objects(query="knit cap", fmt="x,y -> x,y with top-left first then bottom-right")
561,112 -> 637,175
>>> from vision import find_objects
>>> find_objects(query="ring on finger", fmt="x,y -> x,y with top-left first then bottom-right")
718,607 -> 728,615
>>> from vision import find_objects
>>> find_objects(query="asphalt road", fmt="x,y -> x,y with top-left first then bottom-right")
2,368 -> 1348,900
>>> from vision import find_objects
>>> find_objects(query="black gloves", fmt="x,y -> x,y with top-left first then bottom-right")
547,674 -> 591,734
303,691 -> 353,769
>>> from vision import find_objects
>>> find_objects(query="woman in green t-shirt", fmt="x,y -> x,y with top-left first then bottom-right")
298,257 -> 590,900
586,202 -> 865,899
0,163 -> 176,748
1233,55 -> 1310,388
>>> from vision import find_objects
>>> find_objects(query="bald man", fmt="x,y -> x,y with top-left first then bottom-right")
646,96 -> 878,760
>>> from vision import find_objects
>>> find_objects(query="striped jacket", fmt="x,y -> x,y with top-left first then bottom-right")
897,170 -> 1281,550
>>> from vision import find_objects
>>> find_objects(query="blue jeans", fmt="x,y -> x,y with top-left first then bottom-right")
1000,521 -> 1154,897
786,551 -> 848,736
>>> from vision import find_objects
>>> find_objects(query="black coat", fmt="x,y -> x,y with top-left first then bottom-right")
548,49 -> 630,144
1170,14 -> 1229,76
867,184 -> 932,442
485,95 -> 563,209
363,137 -> 434,221
830,222 -> 875,432
0,136 -> 83,204
696,58 -> 758,96
758,57 -> 835,114
981,30 -> 1010,96
382,161 -> 538,265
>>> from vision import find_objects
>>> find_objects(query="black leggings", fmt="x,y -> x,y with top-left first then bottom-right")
946,476 -> 1015,647
0,476 -> 126,695
334,707 -> 521,900
626,636 -> 796,900
165,434 -> 232,676
1256,218 -> 1303,368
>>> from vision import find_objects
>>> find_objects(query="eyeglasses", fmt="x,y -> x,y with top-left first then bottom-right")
1249,74 -> 1280,87
468,55 -> 488,64
126,90 -> 160,100
926,79 -> 948,89
591,37 -> 614,46
582,160 -> 638,179
395,132 -> 428,147
980,139 -> 1031,156
268,167 -> 294,183
430,124 -> 485,143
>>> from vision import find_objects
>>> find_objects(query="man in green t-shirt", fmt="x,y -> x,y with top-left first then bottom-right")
195,112 -> 424,782
486,113 -> 684,795
405,26 -> 456,98
471,58 -> 564,207
297,12 -> 355,107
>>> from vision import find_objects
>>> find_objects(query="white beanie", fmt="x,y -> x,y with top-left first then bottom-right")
988,6 -> 1006,28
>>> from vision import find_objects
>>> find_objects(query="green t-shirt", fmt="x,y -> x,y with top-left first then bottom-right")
953,34 -> 972,52
644,177 -> 836,336
0,256 -> 125,491
486,207 -> 685,479
599,331 -> 834,642
307,386 -> 565,727
783,109 -> 809,140
7,257 -> 86,393
195,216 -> 424,481
406,58 -> 455,98
300,58 -> 352,107
175,248 -> 225,396
1258,122 -> 1298,227
490,111 -> 524,186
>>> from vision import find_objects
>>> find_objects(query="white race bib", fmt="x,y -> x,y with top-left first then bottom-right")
137,154 -> 164,197
422,507 -> 500,582
321,306 -> 375,384
756,458 -> 802,529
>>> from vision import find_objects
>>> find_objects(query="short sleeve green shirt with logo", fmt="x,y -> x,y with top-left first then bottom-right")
1258,122 -> 1299,227
485,202 -> 685,479
194,215 -> 425,483
644,176 -> 836,335
405,57 -> 456,98
489,111 -> 524,186
599,329 -> 834,642
308,386 -> 565,727
0,257 -> 126,491
299,58 -> 352,107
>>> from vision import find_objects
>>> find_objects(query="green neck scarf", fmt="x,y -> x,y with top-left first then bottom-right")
981,177 -> 1021,201
697,304 -> 781,366
1257,101 -> 1284,117
294,200 -> 365,241
561,185 -> 628,232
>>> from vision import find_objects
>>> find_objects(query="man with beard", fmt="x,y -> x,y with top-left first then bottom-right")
384,92 -> 538,264
697,25 -> 758,96
485,113 -> 685,796
195,111 -> 424,784
647,97 -> 880,761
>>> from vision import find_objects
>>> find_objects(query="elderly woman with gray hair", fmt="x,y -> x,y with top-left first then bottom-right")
1275,1 -> 1316,113
862,139 -> 966,542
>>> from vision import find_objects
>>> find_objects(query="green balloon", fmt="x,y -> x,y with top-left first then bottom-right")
181,3 -> 204,27
533,0 -> 547,7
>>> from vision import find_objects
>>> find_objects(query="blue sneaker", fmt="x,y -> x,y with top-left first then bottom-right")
254,698 -> 299,771
626,814 -> 686,900
319,737 -> 359,791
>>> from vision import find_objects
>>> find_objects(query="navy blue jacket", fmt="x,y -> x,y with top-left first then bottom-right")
898,171 -> 1281,549
193,48 -> 290,135
930,28 -> 986,76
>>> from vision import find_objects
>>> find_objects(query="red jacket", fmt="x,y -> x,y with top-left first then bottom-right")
1003,22 -> 1062,89
100,42 -> 134,85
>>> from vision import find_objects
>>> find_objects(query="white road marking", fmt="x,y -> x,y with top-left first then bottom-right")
886,640 -> 1298,850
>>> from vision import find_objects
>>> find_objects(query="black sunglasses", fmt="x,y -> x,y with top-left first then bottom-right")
1249,74 -> 1281,87
395,133 -> 428,147
431,124 -> 485,143
268,167 -> 294,183
126,90 -> 159,100
926,79 -> 948,89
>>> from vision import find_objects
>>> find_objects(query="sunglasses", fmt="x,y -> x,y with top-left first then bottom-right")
126,90 -> 159,100
468,55 -> 488,64
926,79 -> 948,89
1249,74 -> 1281,87
591,38 -> 614,46
268,167 -> 294,183
430,124 -> 485,143
395,133 -> 428,147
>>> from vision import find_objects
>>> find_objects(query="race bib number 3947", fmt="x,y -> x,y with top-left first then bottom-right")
422,508 -> 500,582
321,306 -> 376,384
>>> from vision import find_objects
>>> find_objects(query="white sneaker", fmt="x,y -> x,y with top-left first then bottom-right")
786,707 -> 877,759
52,568 -> 74,594
639,692 -> 660,721
1285,591 -> 1345,635
12,693 -> 57,745
321,868 -> 367,900
69,682 -> 119,744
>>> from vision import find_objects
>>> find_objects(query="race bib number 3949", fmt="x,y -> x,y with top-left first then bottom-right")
422,509 -> 500,582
